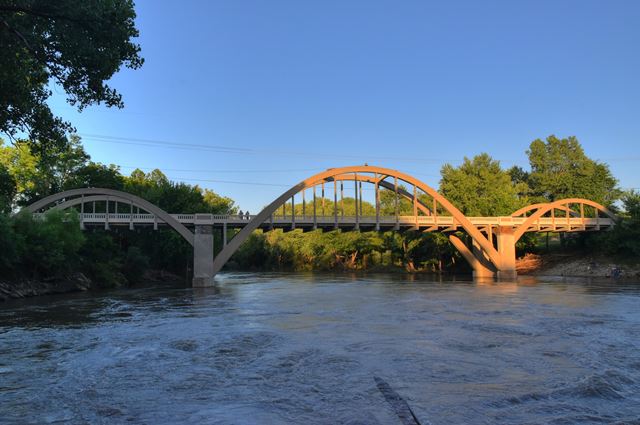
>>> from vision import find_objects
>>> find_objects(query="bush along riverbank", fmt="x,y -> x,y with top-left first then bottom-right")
0,211 -> 155,301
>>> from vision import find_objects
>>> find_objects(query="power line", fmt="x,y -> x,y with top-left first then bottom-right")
166,176 -> 432,192
113,164 -> 440,179
81,132 -> 640,165
82,133 -> 251,153
166,176 -> 290,187
115,165 -> 324,174
80,133 -> 461,164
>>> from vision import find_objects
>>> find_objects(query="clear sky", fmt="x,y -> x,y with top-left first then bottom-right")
48,0 -> 640,212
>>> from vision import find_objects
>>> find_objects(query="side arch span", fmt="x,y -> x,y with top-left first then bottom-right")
513,198 -> 616,242
211,165 -> 500,275
25,188 -> 194,246
511,202 -> 575,218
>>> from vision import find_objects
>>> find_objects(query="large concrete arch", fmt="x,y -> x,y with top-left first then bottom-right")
211,166 -> 501,275
513,198 -> 616,242
308,174 -> 436,216
25,188 -> 194,246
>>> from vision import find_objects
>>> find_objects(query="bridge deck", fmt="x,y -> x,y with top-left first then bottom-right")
49,213 -> 614,233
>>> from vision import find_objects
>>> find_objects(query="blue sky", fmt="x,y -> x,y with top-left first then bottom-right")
49,0 -> 640,212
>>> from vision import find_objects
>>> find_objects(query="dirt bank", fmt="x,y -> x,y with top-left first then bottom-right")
0,273 -> 92,302
0,270 -> 185,302
517,253 -> 640,279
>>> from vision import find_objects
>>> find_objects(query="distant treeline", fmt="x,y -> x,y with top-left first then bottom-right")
1,135 -> 639,287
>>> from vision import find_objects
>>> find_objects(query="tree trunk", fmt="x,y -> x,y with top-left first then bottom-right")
546,232 -> 549,251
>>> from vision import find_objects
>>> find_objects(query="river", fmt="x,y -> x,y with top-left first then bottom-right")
1,273 -> 639,424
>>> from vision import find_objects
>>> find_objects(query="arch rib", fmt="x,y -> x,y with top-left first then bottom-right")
513,198 -> 616,242
50,195 -> 138,211
511,202 -> 575,217
211,166 -> 501,275
24,188 -> 194,246
306,175 -> 434,216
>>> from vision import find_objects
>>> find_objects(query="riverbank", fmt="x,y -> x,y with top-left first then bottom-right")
0,273 -> 92,302
517,253 -> 640,279
3,255 -> 638,302
0,270 -> 185,302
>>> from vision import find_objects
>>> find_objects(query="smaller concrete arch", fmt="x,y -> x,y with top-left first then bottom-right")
25,188 -> 194,246
511,203 -> 572,217
50,194 -> 139,211
513,198 -> 616,242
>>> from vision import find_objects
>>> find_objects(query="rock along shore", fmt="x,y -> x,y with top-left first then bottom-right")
517,253 -> 640,279
0,273 -> 92,302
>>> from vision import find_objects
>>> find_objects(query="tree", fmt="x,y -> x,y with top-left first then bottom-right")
527,135 -> 619,205
595,190 -> 640,257
11,209 -> 85,278
439,153 -> 527,216
64,162 -> 125,191
0,138 -> 39,202
0,0 -> 143,148
0,135 -> 91,205
203,189 -> 237,214
0,162 -> 16,212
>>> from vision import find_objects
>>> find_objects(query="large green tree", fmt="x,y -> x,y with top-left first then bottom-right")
439,153 -> 527,216
0,135 -> 95,205
124,168 -> 237,214
527,135 -> 619,205
0,162 -> 16,213
594,190 -> 640,258
0,0 -> 143,148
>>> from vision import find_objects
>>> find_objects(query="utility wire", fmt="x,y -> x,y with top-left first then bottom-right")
81,132 -> 640,165
80,133 -> 461,164
166,176 -> 291,187
115,165 -> 325,174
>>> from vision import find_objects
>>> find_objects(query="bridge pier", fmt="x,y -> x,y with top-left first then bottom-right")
471,239 -> 497,278
192,225 -> 215,287
496,226 -> 517,280
448,235 -> 495,278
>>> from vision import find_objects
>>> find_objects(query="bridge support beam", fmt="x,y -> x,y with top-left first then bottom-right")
193,225 -> 215,287
496,226 -> 517,280
449,235 -> 495,278
472,238 -> 496,278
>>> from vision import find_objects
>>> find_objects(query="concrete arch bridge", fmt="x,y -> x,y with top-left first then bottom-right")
26,166 -> 616,286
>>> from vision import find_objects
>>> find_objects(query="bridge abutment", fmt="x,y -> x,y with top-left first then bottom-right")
193,225 -> 215,287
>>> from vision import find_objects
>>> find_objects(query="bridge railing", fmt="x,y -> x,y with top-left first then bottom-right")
32,212 -> 614,232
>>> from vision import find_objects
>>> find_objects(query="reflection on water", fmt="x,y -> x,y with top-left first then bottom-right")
1,274 -> 639,424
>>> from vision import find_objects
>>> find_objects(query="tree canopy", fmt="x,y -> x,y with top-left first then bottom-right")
527,135 -> 619,206
0,162 -> 16,213
0,0 -> 143,148
439,153 -> 527,216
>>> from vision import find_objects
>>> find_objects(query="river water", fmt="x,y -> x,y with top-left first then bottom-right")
1,273 -> 639,424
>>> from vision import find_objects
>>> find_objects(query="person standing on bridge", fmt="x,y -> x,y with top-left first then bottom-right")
238,209 -> 244,220
245,211 -> 250,220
